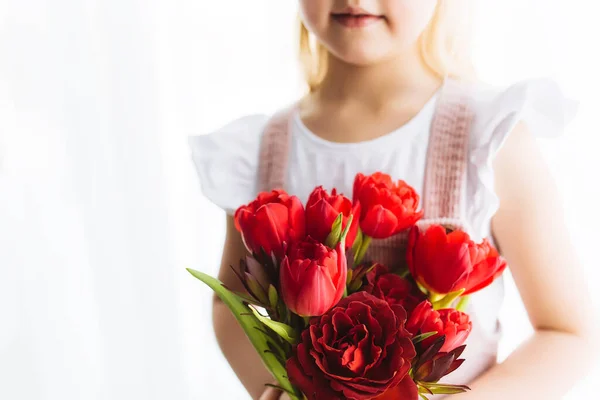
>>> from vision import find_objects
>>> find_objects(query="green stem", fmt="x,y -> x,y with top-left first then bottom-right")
456,295 -> 470,312
398,267 -> 411,278
354,235 -> 372,265
431,289 -> 465,310
429,292 -> 445,303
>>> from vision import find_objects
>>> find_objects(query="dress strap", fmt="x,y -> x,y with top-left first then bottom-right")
421,78 -> 474,228
257,106 -> 296,192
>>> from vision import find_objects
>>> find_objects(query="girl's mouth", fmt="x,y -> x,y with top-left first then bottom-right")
331,7 -> 384,29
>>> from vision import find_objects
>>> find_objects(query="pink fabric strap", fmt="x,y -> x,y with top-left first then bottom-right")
420,79 -> 474,228
257,106 -> 294,193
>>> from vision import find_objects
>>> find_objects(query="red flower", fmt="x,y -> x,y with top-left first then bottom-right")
406,225 -> 473,294
353,173 -> 423,239
234,190 -> 305,261
306,186 -> 360,248
455,239 -> 508,295
286,292 -> 416,400
364,264 -> 425,313
407,225 -> 506,295
412,345 -> 467,383
280,237 -> 347,316
374,375 -> 418,400
406,301 -> 472,353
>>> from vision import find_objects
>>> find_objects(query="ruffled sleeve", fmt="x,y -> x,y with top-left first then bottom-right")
188,114 -> 268,214
466,79 -> 578,241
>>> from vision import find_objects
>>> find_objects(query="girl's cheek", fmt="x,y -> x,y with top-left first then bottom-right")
383,0 -> 438,44
299,0 -> 332,34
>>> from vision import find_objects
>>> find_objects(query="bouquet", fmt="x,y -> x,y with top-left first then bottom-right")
188,172 -> 507,400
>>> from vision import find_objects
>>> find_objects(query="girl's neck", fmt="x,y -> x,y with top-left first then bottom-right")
314,47 -> 442,112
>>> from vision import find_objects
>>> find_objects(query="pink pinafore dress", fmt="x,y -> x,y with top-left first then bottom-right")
257,79 -> 501,397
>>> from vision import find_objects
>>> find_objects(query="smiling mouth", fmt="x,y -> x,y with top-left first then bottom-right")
331,8 -> 385,29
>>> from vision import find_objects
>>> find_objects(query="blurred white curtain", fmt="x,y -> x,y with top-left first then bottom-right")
0,1 -> 598,399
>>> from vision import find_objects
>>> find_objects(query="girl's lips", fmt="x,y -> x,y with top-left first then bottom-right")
331,13 -> 384,29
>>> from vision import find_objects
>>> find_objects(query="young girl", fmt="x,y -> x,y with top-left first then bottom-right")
190,1 -> 596,399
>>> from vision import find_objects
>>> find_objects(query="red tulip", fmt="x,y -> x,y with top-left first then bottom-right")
306,186 -> 360,248
280,237 -> 347,316
407,225 -> 507,295
234,190 -> 305,261
456,239 -> 508,295
407,300 -> 472,352
353,172 -> 423,239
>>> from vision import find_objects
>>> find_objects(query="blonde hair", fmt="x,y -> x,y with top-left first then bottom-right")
299,1 -> 475,92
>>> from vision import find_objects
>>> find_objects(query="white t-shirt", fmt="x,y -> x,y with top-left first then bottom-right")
188,78 -> 574,336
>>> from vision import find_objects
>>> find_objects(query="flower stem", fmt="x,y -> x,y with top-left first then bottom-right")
456,295 -> 470,312
431,289 -> 465,310
429,292 -> 445,303
354,235 -> 372,265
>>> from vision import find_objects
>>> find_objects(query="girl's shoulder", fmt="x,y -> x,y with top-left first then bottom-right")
188,114 -> 269,214
464,78 -> 577,156
462,79 -> 576,240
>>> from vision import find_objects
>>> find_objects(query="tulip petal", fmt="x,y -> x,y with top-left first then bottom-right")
295,263 -> 338,316
412,226 -> 474,294
461,256 -> 508,295
361,205 -> 398,239
280,257 -> 300,312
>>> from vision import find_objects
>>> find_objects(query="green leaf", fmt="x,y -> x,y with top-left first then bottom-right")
339,214 -> 353,247
245,273 -> 269,305
250,306 -> 299,345
264,383 -> 299,397
346,269 -> 353,285
418,385 -> 434,395
419,383 -> 470,395
325,213 -> 344,248
268,285 -> 279,310
230,290 -> 263,306
186,268 -> 300,399
412,331 -> 438,344
349,278 -> 363,293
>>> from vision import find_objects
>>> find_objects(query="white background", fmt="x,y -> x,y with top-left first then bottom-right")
1,1 -> 599,399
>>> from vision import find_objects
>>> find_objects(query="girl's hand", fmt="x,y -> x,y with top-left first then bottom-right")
258,386 -> 292,400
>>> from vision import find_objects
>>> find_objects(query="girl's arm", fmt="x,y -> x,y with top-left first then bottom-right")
455,123 -> 599,399
213,215 -> 274,400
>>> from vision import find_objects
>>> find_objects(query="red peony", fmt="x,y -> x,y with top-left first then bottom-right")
374,375 -> 419,400
353,172 -> 423,239
280,237 -> 347,317
364,264 -> 425,314
306,186 -> 360,248
234,190 -> 305,261
406,301 -> 472,353
286,292 -> 416,400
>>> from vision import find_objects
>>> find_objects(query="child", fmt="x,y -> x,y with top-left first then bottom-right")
190,1 -> 596,399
